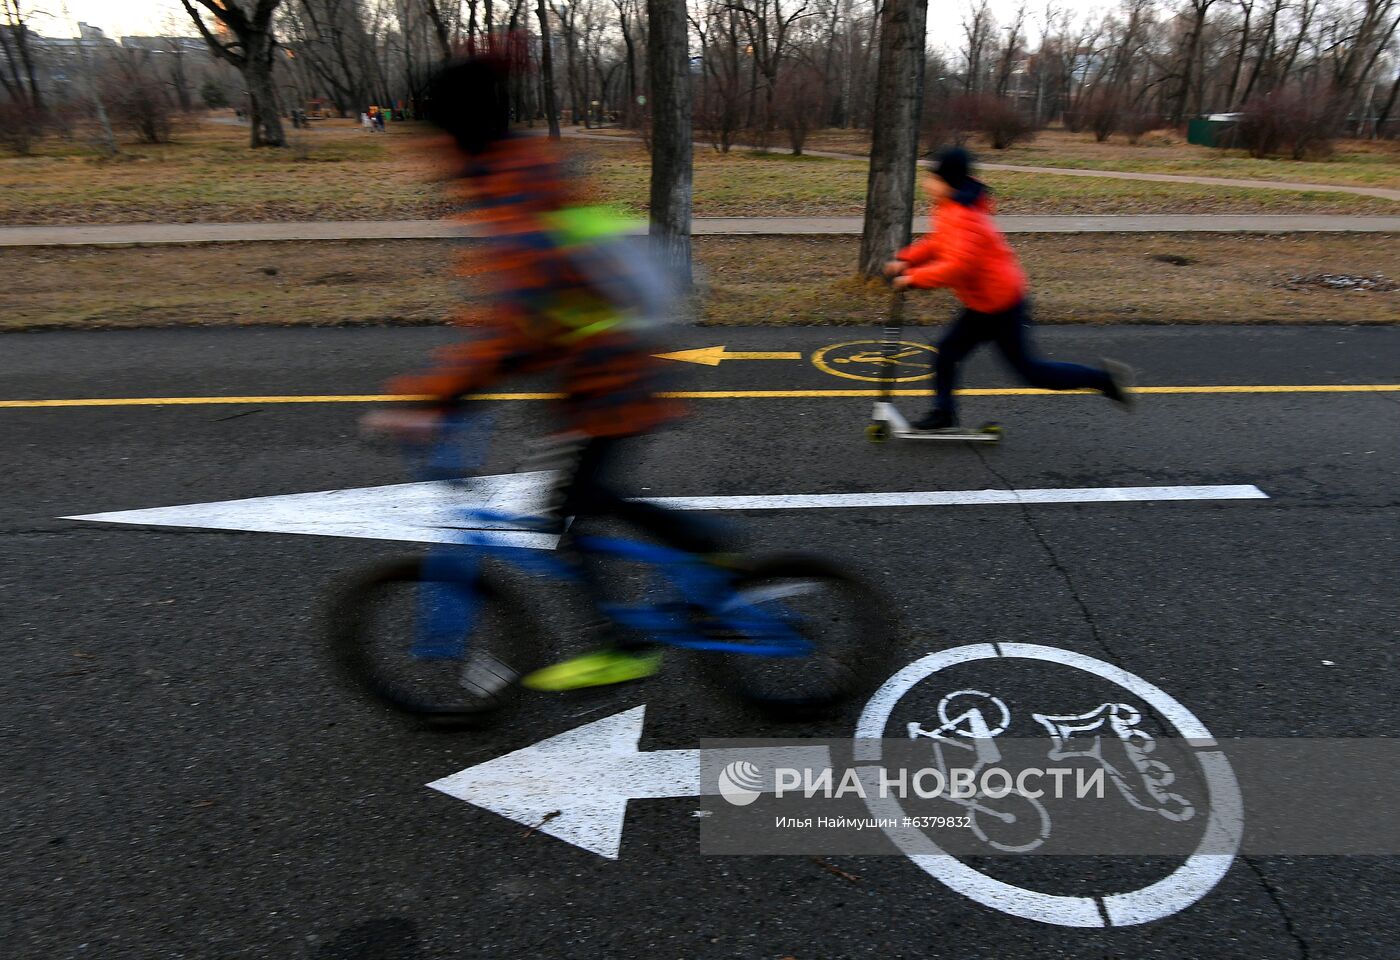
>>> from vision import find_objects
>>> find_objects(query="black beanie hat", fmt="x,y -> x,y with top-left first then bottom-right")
425,55 -> 512,154
932,147 -> 972,188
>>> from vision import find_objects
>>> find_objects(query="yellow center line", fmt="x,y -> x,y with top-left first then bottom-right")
1,384 -> 1399,409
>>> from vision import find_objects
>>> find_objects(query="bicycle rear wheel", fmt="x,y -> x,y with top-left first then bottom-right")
705,555 -> 894,719
329,559 -> 543,726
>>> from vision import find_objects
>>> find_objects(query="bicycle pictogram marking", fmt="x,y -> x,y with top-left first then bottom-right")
811,340 -> 937,382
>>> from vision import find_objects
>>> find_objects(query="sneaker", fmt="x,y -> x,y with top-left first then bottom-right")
521,648 -> 663,691
912,409 -> 958,431
1101,359 -> 1136,410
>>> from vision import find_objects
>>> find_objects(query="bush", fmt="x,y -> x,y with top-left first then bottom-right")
977,94 -> 1035,150
923,93 -> 975,150
201,79 -> 230,111
925,93 -> 1035,151
696,76 -> 743,154
0,100 -> 44,155
106,74 -> 177,144
1080,91 -> 1122,143
1122,110 -> 1164,145
1237,87 -> 1337,160
772,64 -> 822,156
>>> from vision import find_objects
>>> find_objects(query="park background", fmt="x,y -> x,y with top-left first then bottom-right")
1,0 -> 1396,329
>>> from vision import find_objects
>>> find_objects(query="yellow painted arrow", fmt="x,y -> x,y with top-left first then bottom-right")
654,346 -> 804,366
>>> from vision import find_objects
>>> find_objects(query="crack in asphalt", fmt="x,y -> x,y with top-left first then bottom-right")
968,452 -> 1317,957
1243,856 -> 1312,960
971,446 -> 1123,664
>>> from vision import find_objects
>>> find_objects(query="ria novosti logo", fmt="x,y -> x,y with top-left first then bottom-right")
717,760 -> 765,806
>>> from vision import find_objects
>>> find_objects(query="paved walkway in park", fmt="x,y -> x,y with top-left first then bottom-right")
565,129 -> 1400,203
1,215 -> 1397,247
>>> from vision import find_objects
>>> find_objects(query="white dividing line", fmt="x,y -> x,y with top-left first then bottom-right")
647,485 -> 1269,511
64,480 -> 1269,547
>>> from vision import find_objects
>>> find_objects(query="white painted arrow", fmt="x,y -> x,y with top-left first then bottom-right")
426,704 -> 830,859
64,476 -> 1268,547
66,471 -> 564,549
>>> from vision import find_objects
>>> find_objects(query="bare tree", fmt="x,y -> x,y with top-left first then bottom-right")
1326,0 -> 1400,117
961,0 -> 995,93
182,0 -> 288,147
994,3 -> 1028,96
1169,0 -> 1219,121
0,0 -> 43,113
648,0 -> 693,287
614,0 -> 641,124
64,3 -> 120,156
421,0 -> 456,57
727,0 -> 812,146
772,53 -> 822,153
1222,0 -> 1254,107
693,0 -> 747,150
859,0 -> 928,277
536,0 -> 561,135
106,49 -> 178,143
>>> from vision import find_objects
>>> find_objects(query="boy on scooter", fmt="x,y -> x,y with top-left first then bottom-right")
884,148 -> 1133,430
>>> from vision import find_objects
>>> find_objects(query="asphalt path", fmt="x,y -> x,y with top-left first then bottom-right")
4,324 -> 1399,958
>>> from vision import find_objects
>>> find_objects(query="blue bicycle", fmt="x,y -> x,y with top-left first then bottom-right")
329,425 -> 892,725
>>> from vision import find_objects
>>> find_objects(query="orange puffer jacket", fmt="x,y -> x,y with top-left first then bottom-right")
897,183 -> 1027,313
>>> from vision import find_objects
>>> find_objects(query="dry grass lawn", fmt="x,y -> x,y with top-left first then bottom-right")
1,117 -> 1395,226
584,141 -> 1398,215
1,234 -> 1395,330
801,127 -> 1400,191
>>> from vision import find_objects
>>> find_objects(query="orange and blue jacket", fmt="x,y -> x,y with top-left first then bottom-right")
386,135 -> 681,438
897,181 -> 1028,314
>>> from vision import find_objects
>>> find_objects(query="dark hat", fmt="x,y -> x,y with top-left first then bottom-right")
425,55 -> 512,154
931,147 -> 973,188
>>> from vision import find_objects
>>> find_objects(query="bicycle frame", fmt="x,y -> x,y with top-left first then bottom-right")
404,422 -> 815,661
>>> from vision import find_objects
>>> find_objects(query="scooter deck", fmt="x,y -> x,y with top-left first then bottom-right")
867,401 -> 1003,443
898,426 -> 1001,442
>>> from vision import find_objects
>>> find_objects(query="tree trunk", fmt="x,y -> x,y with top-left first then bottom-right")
859,0 -> 928,278
622,16 -> 638,126
647,0 -> 693,289
170,44 -> 194,112
536,0 -> 561,136
73,25 -> 117,156
181,0 -> 287,148
424,0 -> 454,59
13,19 -> 43,113
1374,70 -> 1400,136
245,33 -> 287,148
1225,0 -> 1253,109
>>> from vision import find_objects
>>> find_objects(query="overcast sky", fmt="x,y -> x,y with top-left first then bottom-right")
31,0 -> 1115,41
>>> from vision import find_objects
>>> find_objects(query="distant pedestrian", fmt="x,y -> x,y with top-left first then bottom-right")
361,111 -> 372,131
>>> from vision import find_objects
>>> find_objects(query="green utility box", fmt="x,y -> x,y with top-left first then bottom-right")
1188,117 -> 1240,148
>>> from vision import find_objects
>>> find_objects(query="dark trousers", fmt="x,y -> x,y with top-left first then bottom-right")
558,437 -> 727,646
560,437 -> 721,555
933,299 -> 1111,417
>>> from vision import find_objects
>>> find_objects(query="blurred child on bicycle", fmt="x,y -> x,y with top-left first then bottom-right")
364,53 -> 718,690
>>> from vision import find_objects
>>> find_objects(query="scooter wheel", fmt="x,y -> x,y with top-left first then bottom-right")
865,422 -> 890,443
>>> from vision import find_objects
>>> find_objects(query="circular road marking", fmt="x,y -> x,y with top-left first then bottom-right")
853,643 -> 1244,928
811,340 -> 937,382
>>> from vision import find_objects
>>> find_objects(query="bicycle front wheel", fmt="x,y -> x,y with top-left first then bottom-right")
328,559 -> 542,726
705,555 -> 894,719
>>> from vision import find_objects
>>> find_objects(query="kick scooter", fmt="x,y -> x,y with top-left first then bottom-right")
865,288 -> 1003,444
